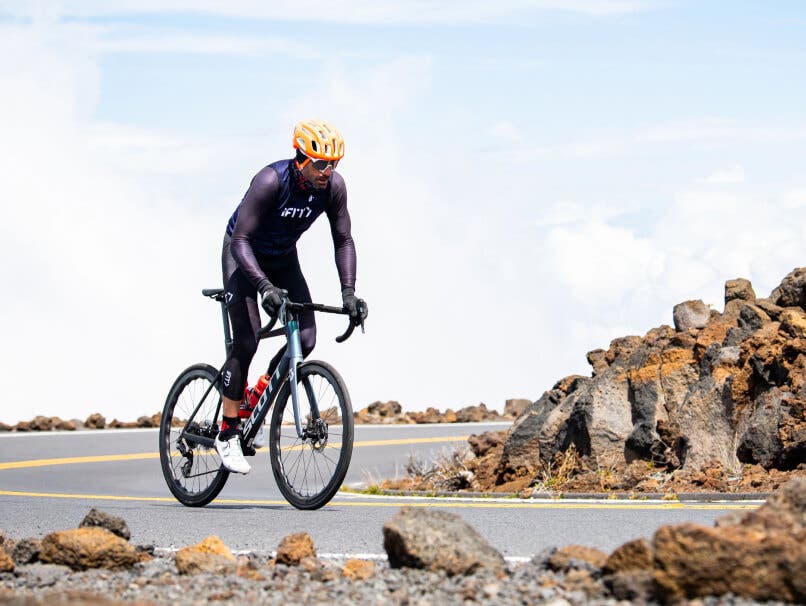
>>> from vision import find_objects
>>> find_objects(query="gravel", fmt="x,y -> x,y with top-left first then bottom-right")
0,555 -> 798,605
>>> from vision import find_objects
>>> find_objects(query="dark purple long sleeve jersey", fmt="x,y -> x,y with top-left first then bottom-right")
225,159 -> 356,291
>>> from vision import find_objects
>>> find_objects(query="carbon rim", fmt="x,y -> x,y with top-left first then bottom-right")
162,368 -> 227,500
272,365 -> 351,505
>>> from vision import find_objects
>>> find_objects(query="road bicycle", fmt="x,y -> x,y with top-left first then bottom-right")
159,288 -> 364,509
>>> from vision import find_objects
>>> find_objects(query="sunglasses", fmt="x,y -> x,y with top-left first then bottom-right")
300,155 -> 338,171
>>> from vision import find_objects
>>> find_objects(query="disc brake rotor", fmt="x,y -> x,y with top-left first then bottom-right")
176,421 -> 219,477
306,418 -> 329,451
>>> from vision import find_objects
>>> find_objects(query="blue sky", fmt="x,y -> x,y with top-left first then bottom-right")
90,4 -> 806,132
1,1 -> 805,424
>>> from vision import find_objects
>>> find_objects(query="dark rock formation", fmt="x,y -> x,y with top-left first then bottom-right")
503,398 -> 531,419
274,532 -> 316,566
383,507 -> 505,575
455,403 -> 499,423
353,400 -> 512,425
725,278 -> 756,303
487,270 -> 806,491
40,528 -> 140,571
79,509 -> 131,541
652,477 -> 806,602
11,538 -> 41,565
468,431 -> 505,458
673,299 -> 711,331
84,414 -> 106,430
0,549 -> 13,573
174,535 -> 237,575
547,545 -> 607,572
603,538 -> 653,574
770,267 -> 806,308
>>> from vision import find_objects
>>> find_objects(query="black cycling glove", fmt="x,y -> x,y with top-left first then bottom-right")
258,280 -> 287,317
342,288 -> 368,322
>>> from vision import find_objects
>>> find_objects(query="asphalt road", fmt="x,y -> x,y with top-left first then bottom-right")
0,424 -> 763,558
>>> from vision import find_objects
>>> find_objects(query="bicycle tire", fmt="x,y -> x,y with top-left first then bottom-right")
159,363 -> 229,507
268,360 -> 354,510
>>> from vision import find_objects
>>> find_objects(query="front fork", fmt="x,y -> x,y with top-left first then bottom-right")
286,319 -> 321,439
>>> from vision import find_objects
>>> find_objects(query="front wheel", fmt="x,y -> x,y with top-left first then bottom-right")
159,363 -> 229,507
269,360 -> 354,510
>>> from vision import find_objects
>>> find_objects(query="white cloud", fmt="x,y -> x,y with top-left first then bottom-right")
526,183 -> 806,362
783,189 -> 806,209
95,31 -> 320,58
0,20 -> 489,424
0,21 -> 229,424
1,0 -> 658,23
700,165 -> 746,184
633,119 -> 806,145
543,221 -> 663,304
488,121 -> 522,142
533,199 -> 637,227
3,8 -> 806,431
494,119 -> 806,162
665,189 -> 803,306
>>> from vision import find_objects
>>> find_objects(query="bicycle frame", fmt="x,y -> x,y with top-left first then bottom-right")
241,304 -> 315,444
179,300 -> 327,452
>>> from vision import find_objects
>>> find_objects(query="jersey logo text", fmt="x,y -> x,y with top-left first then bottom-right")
281,207 -> 313,219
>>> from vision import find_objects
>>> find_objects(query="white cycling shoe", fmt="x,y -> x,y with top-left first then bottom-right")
252,424 -> 266,449
215,433 -> 251,474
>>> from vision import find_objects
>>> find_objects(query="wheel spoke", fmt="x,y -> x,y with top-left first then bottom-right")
269,363 -> 352,508
291,448 -> 305,491
284,443 -> 304,477
318,450 -> 340,469
311,451 -> 327,490
159,367 -> 227,506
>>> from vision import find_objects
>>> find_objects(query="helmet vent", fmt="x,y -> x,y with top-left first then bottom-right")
292,119 -> 344,161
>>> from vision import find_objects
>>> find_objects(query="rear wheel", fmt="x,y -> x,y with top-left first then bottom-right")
159,363 -> 229,507
268,360 -> 353,510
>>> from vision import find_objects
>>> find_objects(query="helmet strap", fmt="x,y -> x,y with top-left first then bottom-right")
291,159 -> 314,191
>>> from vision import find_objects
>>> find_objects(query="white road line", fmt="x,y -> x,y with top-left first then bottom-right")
352,422 -> 513,429
152,547 -> 531,563
336,492 -> 767,506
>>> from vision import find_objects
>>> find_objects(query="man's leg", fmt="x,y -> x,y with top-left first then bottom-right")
216,237 -> 263,473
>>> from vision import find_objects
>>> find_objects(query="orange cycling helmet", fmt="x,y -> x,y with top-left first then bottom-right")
292,119 -> 345,161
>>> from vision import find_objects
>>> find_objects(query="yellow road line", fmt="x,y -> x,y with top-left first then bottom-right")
0,490 -> 178,503
0,452 -> 161,470
0,490 -> 758,510
0,436 -> 469,471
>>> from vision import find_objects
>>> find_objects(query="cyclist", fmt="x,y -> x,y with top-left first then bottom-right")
215,119 -> 368,474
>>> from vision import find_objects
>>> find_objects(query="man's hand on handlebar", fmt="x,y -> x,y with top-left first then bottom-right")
341,288 -> 368,324
260,284 -> 288,317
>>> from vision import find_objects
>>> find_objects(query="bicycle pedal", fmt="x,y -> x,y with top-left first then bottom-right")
242,444 -> 257,457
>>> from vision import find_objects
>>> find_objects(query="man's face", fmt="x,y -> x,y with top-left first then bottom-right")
299,159 -> 334,190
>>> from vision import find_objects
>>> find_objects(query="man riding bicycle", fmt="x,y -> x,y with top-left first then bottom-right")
216,119 -> 368,474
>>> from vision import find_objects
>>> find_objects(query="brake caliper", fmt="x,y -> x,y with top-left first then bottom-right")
307,418 -> 329,451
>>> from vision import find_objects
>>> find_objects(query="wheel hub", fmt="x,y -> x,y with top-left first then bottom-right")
305,418 -> 329,451
184,421 -> 218,450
